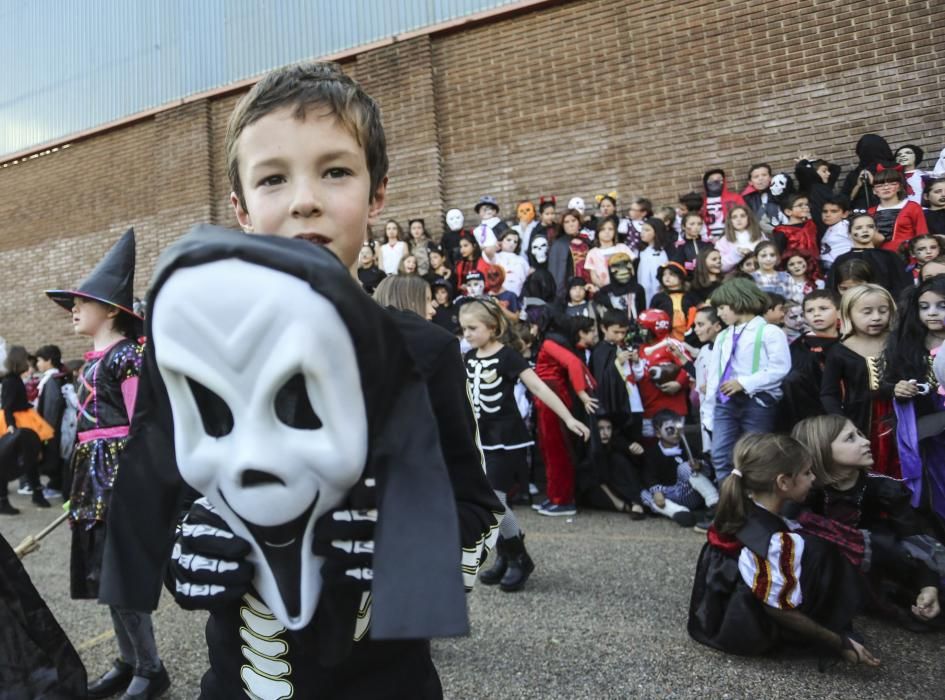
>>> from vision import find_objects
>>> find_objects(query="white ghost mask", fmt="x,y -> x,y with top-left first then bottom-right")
446,209 -> 465,232
567,197 -> 586,214
530,237 -> 549,265
770,173 -> 789,197
151,259 -> 368,630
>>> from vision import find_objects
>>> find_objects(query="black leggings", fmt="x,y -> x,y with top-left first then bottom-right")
0,428 -> 43,496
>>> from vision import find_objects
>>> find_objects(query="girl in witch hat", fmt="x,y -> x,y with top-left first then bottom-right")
46,228 -> 169,700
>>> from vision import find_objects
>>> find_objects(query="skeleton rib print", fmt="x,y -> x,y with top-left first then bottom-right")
466,357 -> 503,419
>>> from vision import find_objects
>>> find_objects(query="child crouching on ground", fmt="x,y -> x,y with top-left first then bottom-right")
640,410 -> 718,527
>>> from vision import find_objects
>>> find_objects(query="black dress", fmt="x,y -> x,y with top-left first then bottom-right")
827,249 -> 911,298
777,334 -> 837,431
464,346 -> 533,491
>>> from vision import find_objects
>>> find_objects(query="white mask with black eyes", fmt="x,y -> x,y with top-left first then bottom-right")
446,209 -> 465,232
151,259 -> 368,630
531,237 -> 549,264
770,173 -> 789,197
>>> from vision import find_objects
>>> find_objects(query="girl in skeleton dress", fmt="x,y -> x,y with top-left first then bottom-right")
461,299 -> 590,591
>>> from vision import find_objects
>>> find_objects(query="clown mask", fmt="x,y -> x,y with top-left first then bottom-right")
152,259 -> 368,630
446,209 -> 465,232
517,202 -> 536,225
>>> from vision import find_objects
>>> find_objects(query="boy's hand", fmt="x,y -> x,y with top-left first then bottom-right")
719,379 -> 744,396
312,475 -> 376,593
171,497 -> 254,610
689,459 -> 701,472
616,349 -> 632,365
628,442 -> 644,456
659,380 -> 682,395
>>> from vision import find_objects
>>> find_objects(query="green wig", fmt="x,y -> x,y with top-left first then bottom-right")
709,277 -> 769,316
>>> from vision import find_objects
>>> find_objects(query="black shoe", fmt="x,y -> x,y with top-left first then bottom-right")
121,664 -> 170,700
0,499 -> 20,516
693,508 -> 716,533
88,659 -> 134,699
478,537 -> 507,586
499,535 -> 534,592
671,511 -> 696,527
32,491 -> 51,508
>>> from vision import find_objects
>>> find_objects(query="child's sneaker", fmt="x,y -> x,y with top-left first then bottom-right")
538,503 -> 577,517
42,488 -> 63,500
671,510 -> 696,527
16,484 -> 33,496
531,499 -> 551,511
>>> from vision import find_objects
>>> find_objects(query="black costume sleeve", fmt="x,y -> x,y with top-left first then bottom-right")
868,476 -> 927,539
38,377 -> 65,445
820,346 -> 845,416
649,293 -> 672,318
548,238 -> 571,295
390,312 -> 502,589
1,376 -> 19,430
99,344 -> 187,612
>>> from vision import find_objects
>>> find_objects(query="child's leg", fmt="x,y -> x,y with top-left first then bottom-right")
536,403 -> 576,506
109,605 -> 138,667
493,490 -> 522,539
111,608 -> 163,693
689,471 -> 720,508
709,395 -> 745,484
642,490 -> 689,519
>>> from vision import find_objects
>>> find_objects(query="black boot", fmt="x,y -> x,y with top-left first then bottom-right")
88,658 -> 134,699
478,536 -> 507,585
32,490 -> 51,508
120,663 -> 171,700
0,498 -> 20,516
499,535 -> 534,592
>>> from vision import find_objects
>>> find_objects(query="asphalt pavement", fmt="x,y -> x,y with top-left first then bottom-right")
3,491 -> 944,699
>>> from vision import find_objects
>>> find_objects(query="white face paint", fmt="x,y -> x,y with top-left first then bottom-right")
769,173 -> 788,197
466,279 -> 485,297
151,259 -> 368,630
530,237 -> 549,264
567,197 -> 586,214
446,209 -> 465,232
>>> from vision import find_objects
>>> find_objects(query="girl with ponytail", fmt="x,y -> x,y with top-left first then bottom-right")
689,433 -> 880,668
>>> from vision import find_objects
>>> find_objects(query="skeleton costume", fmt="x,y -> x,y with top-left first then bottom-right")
98,226 -> 501,699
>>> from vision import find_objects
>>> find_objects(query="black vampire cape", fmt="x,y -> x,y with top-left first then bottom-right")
0,532 -> 87,699
589,341 -> 632,429
99,226 -> 500,696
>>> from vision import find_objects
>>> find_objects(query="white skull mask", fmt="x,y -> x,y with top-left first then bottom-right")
466,279 -> 485,297
567,197 -> 586,214
446,209 -> 465,232
769,173 -> 789,197
530,237 -> 549,264
151,259 -> 368,630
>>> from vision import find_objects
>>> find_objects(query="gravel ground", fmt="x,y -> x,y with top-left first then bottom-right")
3,492 -> 943,699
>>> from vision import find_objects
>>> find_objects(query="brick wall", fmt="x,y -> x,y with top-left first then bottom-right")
1,0 -> 942,356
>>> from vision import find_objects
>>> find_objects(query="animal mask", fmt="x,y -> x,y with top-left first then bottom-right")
517,202 -> 536,224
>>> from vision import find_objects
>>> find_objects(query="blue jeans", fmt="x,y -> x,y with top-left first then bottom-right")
710,392 -> 779,483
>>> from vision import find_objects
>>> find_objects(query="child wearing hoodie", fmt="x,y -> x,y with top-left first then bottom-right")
701,169 -> 745,242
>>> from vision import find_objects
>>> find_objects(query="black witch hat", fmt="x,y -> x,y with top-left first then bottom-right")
45,227 -> 142,319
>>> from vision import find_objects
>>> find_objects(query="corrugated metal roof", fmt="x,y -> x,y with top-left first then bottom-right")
0,0 -> 520,157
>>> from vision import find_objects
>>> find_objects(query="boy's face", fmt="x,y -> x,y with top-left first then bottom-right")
821,203 -> 847,227
749,167 -> 771,192
928,183 -> 945,210
764,304 -> 785,326
785,198 -> 810,222
434,287 -> 449,305
816,164 -> 831,183
429,251 -> 444,269
656,420 -> 682,446
602,324 -> 629,345
36,357 -> 52,373
715,304 -> 737,326
804,298 -> 838,334
358,246 -> 374,267
478,205 -> 497,221
231,106 -> 386,269
783,304 -> 807,332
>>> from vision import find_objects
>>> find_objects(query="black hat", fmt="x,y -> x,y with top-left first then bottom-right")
567,276 -> 587,289
474,195 -> 500,213
430,277 -> 454,296
465,270 -> 484,283
46,227 -> 142,319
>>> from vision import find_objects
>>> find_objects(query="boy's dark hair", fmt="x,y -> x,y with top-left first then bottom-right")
709,277 -> 769,316
823,193 -> 851,212
632,197 -> 653,216
3,345 -> 30,376
811,159 -> 831,171
695,304 -> 722,326
678,191 -> 703,212
652,409 -> 683,431
746,163 -> 772,181
765,292 -> 787,312
703,168 -> 725,184
34,344 -> 63,368
832,258 -> 874,289
781,192 -> 809,212
803,288 -> 841,310
601,310 -> 630,329
226,61 -> 388,211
